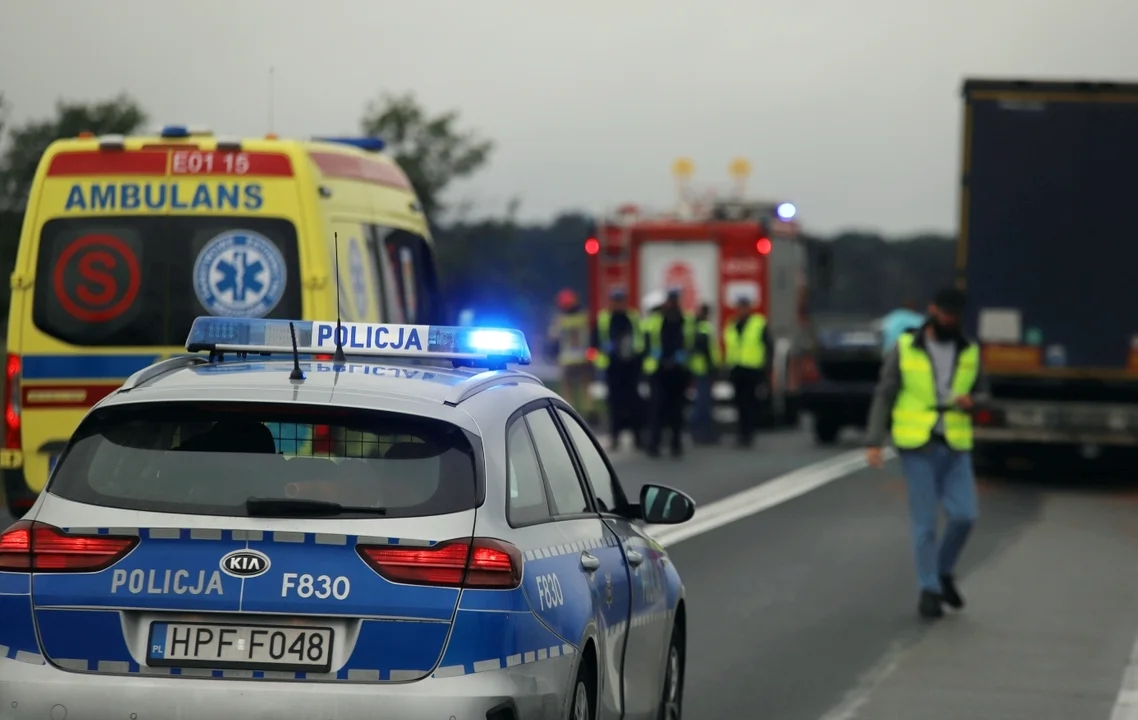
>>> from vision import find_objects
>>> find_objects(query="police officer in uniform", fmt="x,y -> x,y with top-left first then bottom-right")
724,294 -> 772,448
591,288 -> 643,451
689,303 -> 720,445
547,289 -> 593,420
643,288 -> 694,458
866,288 -> 983,620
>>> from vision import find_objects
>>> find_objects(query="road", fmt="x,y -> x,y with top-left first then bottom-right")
607,425 -> 1138,719
6,423 -> 1138,718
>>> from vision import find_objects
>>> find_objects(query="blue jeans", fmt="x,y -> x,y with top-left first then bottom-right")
899,442 -> 979,594
690,374 -> 715,442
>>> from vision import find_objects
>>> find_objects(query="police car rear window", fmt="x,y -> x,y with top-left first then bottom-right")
32,216 -> 302,347
48,402 -> 480,518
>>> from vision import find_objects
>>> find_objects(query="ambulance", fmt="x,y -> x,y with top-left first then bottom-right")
2,126 -> 444,516
585,199 -> 810,427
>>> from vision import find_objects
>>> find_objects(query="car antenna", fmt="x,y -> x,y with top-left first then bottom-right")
287,321 -> 305,381
332,231 -> 347,364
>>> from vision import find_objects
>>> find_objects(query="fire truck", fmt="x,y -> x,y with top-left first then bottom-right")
585,199 -> 810,428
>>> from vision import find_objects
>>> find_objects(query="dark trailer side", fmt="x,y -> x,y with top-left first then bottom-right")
958,78 -> 1138,470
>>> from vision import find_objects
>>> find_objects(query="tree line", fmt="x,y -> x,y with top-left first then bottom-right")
0,91 -> 955,335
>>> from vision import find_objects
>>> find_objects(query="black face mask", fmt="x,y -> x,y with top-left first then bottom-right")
930,320 -> 957,341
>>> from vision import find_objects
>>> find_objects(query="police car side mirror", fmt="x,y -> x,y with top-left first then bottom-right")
639,484 -> 695,525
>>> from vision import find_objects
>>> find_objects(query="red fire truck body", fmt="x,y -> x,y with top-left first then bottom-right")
585,200 -> 809,427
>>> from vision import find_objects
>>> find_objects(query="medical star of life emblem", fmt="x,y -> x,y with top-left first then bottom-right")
604,572 -> 613,608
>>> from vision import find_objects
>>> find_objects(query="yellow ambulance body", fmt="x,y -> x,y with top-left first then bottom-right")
2,126 -> 443,515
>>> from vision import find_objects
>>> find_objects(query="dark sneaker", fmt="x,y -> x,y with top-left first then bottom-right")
940,575 -> 964,610
918,590 -> 944,619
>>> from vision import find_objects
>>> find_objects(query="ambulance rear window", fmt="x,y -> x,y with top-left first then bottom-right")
32,216 -> 303,347
48,401 -> 482,518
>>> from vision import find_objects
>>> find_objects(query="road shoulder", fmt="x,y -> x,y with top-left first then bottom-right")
827,489 -> 1138,720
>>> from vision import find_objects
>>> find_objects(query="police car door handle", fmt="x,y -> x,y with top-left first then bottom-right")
580,551 -> 601,572
625,550 -> 645,567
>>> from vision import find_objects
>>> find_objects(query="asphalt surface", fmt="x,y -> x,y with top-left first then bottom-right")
604,426 -> 1138,720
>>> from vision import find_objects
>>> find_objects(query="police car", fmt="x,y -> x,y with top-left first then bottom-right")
0,316 -> 695,720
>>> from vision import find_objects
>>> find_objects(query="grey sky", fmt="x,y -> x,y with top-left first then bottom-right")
3,1 -> 1136,235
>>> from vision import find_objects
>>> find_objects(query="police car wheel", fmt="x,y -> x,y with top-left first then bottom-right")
658,626 -> 685,719
571,657 -> 596,720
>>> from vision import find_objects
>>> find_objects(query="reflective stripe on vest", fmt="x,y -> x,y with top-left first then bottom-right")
557,312 -> 589,365
643,313 -> 695,374
593,309 -> 642,369
891,333 -> 980,451
724,314 -> 767,369
689,319 -> 720,376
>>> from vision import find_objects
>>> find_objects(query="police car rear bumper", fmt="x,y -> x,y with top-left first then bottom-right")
0,653 -> 571,719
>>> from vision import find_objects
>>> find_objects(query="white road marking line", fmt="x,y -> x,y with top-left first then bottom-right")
648,448 -> 896,548
817,639 -> 912,720
1110,629 -> 1138,719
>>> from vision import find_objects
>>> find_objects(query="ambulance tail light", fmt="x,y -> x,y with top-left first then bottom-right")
0,521 -> 139,572
357,537 -> 522,589
4,354 -> 21,451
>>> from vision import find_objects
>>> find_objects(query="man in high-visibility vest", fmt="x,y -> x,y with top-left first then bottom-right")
724,294 -> 772,448
689,302 -> 720,445
643,288 -> 694,458
590,288 -> 643,451
547,288 -> 593,420
865,287 -> 983,620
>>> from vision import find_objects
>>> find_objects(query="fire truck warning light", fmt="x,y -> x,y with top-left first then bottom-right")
776,203 -> 796,220
585,237 -> 600,255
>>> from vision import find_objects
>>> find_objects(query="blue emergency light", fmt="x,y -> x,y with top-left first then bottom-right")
313,136 -> 386,152
160,125 -> 190,139
185,317 -> 531,366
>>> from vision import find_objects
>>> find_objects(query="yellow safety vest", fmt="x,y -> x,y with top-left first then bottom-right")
689,319 -> 720,376
724,314 -> 767,369
643,312 -> 695,375
593,309 -> 643,369
891,332 -> 980,451
554,311 -> 589,366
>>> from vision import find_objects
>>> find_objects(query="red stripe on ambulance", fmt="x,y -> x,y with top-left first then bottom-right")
170,150 -> 293,177
47,152 -> 167,177
308,152 -> 412,191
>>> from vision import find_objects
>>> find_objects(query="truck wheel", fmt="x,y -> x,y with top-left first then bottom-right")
813,417 -> 840,445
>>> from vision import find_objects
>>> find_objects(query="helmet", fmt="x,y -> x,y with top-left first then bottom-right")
557,289 -> 579,310
641,290 -> 666,310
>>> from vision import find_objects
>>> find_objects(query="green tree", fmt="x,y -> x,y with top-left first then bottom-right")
0,94 -> 147,209
360,92 -> 493,219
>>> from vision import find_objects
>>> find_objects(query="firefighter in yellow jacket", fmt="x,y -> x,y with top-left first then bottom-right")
590,288 -> 643,451
547,289 -> 593,419
724,294 -> 773,448
865,287 -> 983,620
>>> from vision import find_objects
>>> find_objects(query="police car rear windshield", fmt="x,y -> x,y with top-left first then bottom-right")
48,402 -> 480,518
32,216 -> 302,347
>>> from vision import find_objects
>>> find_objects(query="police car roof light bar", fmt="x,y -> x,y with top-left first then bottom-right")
184,317 -> 533,367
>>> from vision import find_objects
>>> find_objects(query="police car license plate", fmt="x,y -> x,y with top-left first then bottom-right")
147,622 -> 334,671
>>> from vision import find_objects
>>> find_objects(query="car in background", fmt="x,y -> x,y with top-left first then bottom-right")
798,314 -> 885,445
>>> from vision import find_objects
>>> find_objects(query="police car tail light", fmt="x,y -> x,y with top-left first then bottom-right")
3,354 -> 20,450
356,538 -> 522,589
0,520 -> 138,573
